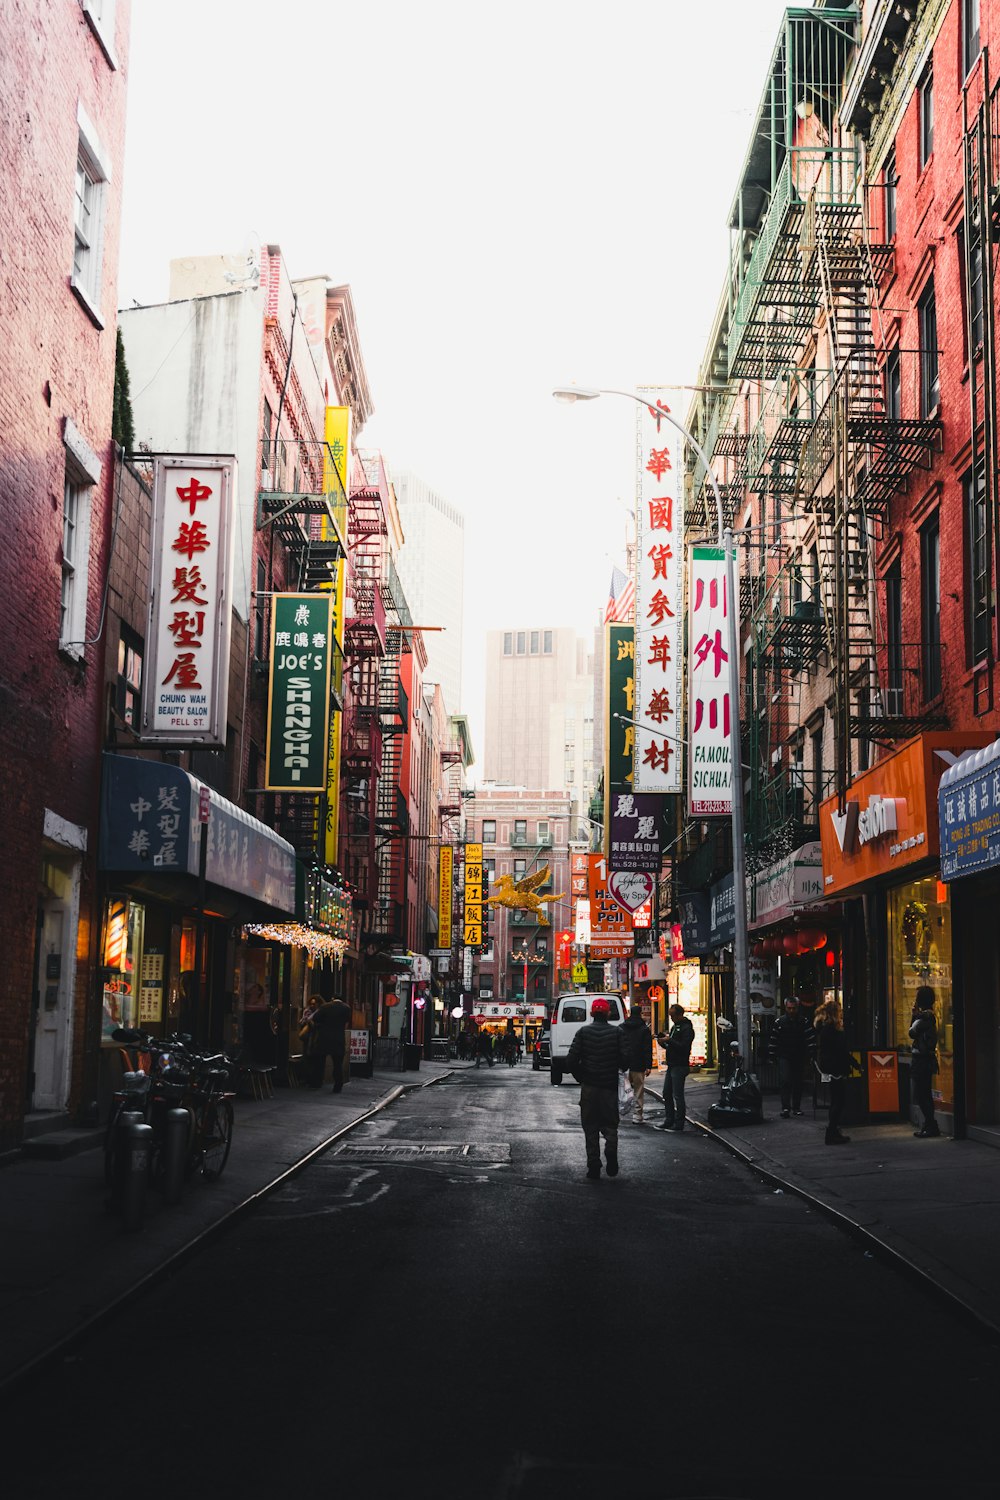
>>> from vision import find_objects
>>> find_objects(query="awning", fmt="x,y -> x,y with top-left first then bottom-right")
99,753 -> 295,918
939,737 -> 1000,882
749,842 -> 827,930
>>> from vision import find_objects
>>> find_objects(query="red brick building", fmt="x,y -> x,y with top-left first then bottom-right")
0,1 -> 130,1144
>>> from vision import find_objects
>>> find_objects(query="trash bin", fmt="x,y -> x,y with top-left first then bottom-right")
403,1043 -> 422,1071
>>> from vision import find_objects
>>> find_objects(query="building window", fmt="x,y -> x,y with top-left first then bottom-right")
59,423 -> 99,658
116,630 -> 143,728
530,630 -> 539,654
514,858 -> 526,882
482,819 -> 496,844
810,725 -> 824,822
963,0 -> 981,79
484,856 -> 496,879
543,630 -> 552,652
537,820 -> 549,842
516,631 -> 526,654
968,234 -> 984,354
965,466 -> 991,664
503,632 -> 512,655
514,819 -> 527,845
918,282 -> 939,417
921,516 -> 942,698
479,977 -> 494,999
884,152 -> 897,241
919,69 -> 934,170
886,561 -> 903,717
81,0 -> 118,66
71,106 -> 111,322
535,936 -> 548,956
885,347 -> 901,422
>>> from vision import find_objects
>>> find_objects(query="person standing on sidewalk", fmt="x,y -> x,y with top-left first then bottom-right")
567,997 -> 630,1179
814,998 -> 854,1145
620,999 -> 653,1123
655,1003 -> 695,1133
909,987 -> 941,1138
311,995 -> 352,1093
767,997 -> 815,1118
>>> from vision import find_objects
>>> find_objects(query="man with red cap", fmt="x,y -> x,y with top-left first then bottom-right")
567,998 -> 630,1180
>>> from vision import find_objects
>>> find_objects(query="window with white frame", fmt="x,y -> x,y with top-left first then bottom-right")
71,106 -> 111,322
479,977 -> 494,999
81,0 -> 118,67
60,421 -> 100,658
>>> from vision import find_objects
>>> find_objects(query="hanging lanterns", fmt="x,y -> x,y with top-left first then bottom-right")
384,991 -> 400,1008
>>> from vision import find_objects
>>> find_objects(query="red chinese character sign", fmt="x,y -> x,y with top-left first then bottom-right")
142,456 -> 236,746
633,392 -> 682,794
688,545 -> 733,816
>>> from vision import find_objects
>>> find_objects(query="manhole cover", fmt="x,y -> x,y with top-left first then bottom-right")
334,1141 -> 510,1162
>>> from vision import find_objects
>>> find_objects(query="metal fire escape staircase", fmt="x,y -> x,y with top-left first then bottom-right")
796,197 -> 942,791
962,51 -> 1000,716
342,479 -> 387,913
370,558 -> 413,944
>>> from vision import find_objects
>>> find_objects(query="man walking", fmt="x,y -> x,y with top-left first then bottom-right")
656,1003 -> 695,1132
767,996 -> 816,1117
620,998 -> 653,1123
310,994 -> 352,1093
567,998 -> 629,1180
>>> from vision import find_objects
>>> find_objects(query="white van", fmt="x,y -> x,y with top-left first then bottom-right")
548,992 -> 625,1085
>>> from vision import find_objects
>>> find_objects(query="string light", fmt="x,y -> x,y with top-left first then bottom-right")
244,922 -> 349,965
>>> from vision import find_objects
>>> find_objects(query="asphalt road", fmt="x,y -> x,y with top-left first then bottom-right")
9,1065 -> 998,1500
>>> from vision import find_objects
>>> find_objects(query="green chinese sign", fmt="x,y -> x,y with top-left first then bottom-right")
604,623 -> 635,842
265,593 -> 334,793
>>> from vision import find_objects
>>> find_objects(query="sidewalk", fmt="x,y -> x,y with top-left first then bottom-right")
681,1072 -> 1000,1339
0,1062 -> 462,1392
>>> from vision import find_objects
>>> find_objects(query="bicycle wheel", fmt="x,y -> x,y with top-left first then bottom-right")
200,1097 -> 233,1178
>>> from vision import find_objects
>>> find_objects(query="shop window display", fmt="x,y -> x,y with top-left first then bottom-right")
888,877 -> 953,1111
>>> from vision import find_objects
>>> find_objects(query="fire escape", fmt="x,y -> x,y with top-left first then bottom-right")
342,467 -> 387,917
372,551 -> 412,944
722,7 -> 942,861
962,49 -> 1000,716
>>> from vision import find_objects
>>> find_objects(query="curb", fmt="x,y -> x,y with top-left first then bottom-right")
0,1081 -> 413,1397
688,1110 -> 1000,1345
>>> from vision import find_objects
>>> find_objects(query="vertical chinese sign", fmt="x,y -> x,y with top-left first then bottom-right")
588,853 -> 634,965
688,545 -> 733,816
438,844 -> 454,951
265,593 -> 335,792
570,846 -> 591,945
323,405 -> 351,866
633,393 -> 683,795
464,841 -> 483,947
142,456 -> 236,745
603,623 -> 635,850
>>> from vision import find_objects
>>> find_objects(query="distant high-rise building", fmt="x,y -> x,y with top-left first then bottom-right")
483,628 -> 595,832
392,468 -> 465,717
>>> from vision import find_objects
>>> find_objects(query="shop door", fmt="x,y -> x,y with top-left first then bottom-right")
31,854 -> 79,1111
968,875 -> 1000,1126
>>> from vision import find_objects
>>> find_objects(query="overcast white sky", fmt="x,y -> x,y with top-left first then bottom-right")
118,0 -> 791,764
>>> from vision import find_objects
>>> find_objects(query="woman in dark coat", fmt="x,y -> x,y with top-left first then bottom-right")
909,987 -> 941,1138
814,998 -> 852,1145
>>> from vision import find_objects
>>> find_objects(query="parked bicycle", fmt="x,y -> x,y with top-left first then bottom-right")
105,1029 -> 236,1192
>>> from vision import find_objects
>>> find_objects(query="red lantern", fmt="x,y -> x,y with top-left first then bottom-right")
825,949 -> 836,969
384,991 -> 399,1008
750,941 -> 764,958
782,934 -> 800,956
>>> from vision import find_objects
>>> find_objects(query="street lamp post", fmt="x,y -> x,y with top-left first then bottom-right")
553,385 -> 752,1072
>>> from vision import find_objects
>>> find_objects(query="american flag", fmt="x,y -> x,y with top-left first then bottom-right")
604,564 -> 635,623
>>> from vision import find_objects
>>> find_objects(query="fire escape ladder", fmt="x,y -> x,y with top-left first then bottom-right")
963,53 -> 999,714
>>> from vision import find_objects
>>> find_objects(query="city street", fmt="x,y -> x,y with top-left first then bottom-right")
7,1064 -> 998,1500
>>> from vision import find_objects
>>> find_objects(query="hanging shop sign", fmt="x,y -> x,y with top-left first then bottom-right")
570,846 -> 590,901
608,870 -> 655,915
609,791 -> 664,873
464,842 -> 483,947
633,389 -> 683,795
265,593 -> 335,792
677,890 -> 711,957
820,732 -> 995,898
750,842 -> 825,928
709,872 -> 735,949
587,853 -> 634,959
438,844 -> 454,949
749,955 -> 778,1016
141,455 -> 237,747
688,545 -> 733,816
604,623 -> 635,842
938,736 -> 1000,881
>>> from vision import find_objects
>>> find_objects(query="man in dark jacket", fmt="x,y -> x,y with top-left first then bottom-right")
767,996 -> 816,1117
655,1004 -> 695,1132
311,996 -> 352,1093
567,999 -> 630,1179
620,1000 -> 654,1122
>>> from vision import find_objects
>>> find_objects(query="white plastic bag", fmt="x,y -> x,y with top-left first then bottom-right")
618,1072 -> 635,1121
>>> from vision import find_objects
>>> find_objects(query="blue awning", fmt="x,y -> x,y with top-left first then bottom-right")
938,739 -> 1000,883
99,753 -> 295,916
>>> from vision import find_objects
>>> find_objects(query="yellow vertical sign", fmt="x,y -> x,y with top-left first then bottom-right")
323,406 -> 351,866
464,842 -> 483,947
438,845 -> 454,949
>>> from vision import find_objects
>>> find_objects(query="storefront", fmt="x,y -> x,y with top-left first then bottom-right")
938,737 -> 1000,1142
749,842 -> 840,1035
819,732 -> 993,1133
97,753 -> 296,1111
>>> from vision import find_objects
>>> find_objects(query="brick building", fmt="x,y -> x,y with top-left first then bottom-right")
0,1 -> 131,1144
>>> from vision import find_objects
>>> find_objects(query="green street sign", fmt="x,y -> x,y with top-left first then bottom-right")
265,593 -> 334,792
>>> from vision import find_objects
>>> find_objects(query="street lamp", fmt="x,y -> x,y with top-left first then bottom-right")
553,384 -> 752,1071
